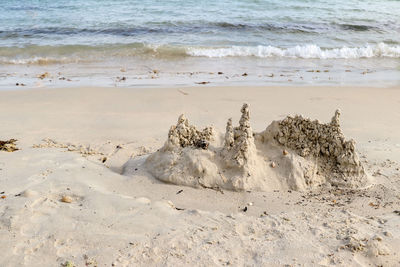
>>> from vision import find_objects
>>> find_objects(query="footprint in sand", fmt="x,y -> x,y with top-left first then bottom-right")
13,238 -> 45,257
53,239 -> 70,257
19,223 -> 38,237
19,195 -> 60,238
263,215 -> 283,228
53,237 -> 81,258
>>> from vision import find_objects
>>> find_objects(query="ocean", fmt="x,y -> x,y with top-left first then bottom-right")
1,0 -> 400,88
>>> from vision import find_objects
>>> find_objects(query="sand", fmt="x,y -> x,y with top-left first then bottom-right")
0,85 -> 400,266
143,104 -> 368,192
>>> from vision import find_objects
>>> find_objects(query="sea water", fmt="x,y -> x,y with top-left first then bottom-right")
1,0 -> 399,88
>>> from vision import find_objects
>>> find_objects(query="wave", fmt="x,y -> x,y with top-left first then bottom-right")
187,43 -> 400,59
1,43 -> 400,65
0,43 -> 187,65
0,20 -> 391,39
338,23 -> 377,31
0,56 -> 82,65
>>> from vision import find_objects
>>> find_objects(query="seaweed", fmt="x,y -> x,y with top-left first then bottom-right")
0,139 -> 18,152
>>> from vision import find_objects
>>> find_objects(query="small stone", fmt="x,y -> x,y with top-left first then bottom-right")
61,195 -> 73,203
283,149 -> 288,156
383,231 -> 392,237
270,162 -> 276,168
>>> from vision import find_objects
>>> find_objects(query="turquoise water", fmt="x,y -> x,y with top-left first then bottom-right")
1,0 -> 400,87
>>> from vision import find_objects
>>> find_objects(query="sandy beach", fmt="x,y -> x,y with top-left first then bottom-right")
0,85 -> 399,266
2,0 -> 400,266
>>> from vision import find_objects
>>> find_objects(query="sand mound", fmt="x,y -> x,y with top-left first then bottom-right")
145,104 -> 368,191
262,109 -> 365,188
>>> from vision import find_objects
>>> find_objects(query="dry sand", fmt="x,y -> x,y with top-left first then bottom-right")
0,85 -> 399,266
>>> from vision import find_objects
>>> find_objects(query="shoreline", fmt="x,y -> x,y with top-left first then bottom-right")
2,55 -> 400,90
2,80 -> 400,90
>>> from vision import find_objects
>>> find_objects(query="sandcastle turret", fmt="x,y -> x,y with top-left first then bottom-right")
223,103 -> 256,167
238,103 -> 252,136
166,114 -> 213,149
331,109 -> 341,127
224,118 -> 234,148
337,139 -> 364,177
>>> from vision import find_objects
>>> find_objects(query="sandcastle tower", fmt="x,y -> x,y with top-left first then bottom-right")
166,114 -> 213,150
272,109 -> 365,186
223,104 -> 257,168
224,118 -> 234,148
330,109 -> 341,128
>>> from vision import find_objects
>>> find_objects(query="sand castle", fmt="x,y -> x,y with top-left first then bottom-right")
145,104 -> 368,191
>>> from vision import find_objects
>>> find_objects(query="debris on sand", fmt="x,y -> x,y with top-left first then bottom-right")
0,139 -> 18,152
33,138 -> 97,156
37,72 -> 50,79
177,89 -> 189,95
62,261 -> 75,267
115,76 -> 126,82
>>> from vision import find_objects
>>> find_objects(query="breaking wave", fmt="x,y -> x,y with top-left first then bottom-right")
187,43 -> 400,59
0,56 -> 82,65
1,42 -> 400,65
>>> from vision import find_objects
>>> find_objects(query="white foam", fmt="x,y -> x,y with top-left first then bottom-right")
0,56 -> 80,65
187,42 -> 400,59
